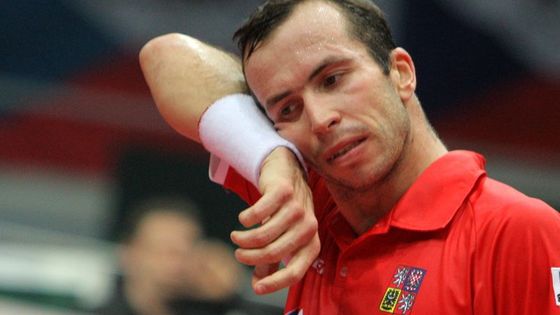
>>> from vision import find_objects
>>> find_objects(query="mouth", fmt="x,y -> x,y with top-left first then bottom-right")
325,136 -> 367,163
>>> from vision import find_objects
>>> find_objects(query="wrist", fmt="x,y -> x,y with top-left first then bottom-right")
259,147 -> 306,193
200,94 -> 306,187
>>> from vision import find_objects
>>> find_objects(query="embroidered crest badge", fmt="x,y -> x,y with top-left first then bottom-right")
379,265 -> 427,314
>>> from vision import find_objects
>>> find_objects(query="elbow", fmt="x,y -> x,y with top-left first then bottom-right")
139,33 -> 188,70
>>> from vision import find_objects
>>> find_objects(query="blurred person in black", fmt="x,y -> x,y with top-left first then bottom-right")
95,196 -> 282,315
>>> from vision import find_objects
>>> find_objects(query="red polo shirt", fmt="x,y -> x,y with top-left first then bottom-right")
215,151 -> 560,315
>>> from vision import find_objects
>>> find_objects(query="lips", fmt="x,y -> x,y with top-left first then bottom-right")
325,136 -> 367,163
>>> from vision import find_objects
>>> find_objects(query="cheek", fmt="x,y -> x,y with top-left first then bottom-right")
336,76 -> 375,112
346,78 -> 397,120
278,124 -> 315,157
278,127 -> 305,148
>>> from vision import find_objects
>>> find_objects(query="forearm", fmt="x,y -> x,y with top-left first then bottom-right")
139,33 -> 247,142
140,33 -> 305,185
259,147 -> 307,193
140,34 -> 319,295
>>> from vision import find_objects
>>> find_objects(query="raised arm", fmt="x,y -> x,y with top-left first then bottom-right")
139,33 -> 246,142
139,33 -> 320,295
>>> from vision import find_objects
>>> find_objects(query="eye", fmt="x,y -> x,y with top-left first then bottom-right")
323,73 -> 342,89
273,100 -> 301,123
280,102 -> 297,117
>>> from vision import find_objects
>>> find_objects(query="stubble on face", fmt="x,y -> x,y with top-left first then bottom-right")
319,101 -> 410,194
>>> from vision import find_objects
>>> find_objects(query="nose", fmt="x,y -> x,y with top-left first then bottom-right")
305,95 -> 340,135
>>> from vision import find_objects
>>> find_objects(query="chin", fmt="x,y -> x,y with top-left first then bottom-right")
328,159 -> 393,191
322,170 -> 376,191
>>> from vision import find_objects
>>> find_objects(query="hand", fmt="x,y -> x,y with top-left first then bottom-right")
230,147 -> 320,295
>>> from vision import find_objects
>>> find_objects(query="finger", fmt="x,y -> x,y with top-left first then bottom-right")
252,263 -> 279,288
234,218 -> 317,265
231,201 -> 304,249
252,234 -> 320,295
238,183 -> 293,228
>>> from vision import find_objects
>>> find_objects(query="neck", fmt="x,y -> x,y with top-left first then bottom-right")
327,99 -> 447,234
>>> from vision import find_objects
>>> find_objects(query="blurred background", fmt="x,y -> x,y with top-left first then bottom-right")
0,0 -> 558,314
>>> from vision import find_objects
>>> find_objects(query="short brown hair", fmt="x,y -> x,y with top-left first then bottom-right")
233,0 -> 397,74
120,196 -> 202,243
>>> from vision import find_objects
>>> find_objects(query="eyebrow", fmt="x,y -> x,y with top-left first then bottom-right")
264,56 -> 351,110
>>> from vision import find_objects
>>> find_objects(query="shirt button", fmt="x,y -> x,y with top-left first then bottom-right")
340,266 -> 348,277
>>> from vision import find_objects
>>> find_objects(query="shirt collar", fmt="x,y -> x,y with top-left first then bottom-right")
326,150 -> 487,248
384,150 -> 486,232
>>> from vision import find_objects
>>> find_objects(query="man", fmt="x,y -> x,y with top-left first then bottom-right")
96,197 -> 282,315
139,0 -> 560,314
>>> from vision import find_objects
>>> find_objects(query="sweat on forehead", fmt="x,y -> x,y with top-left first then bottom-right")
242,2 -> 362,95
242,1 -> 349,61
234,0 -> 395,73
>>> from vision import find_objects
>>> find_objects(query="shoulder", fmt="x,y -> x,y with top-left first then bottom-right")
468,178 -> 560,313
471,177 -> 558,223
469,176 -> 560,245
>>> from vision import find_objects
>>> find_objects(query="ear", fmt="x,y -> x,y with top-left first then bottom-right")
389,48 -> 416,103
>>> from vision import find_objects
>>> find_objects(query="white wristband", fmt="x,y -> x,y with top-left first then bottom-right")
199,93 -> 306,187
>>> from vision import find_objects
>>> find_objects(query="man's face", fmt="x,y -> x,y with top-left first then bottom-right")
244,1 -> 410,190
126,212 -> 201,297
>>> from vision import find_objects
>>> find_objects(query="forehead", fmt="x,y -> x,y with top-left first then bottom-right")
244,1 -> 362,95
137,213 -> 197,238
256,1 -> 351,55
278,1 -> 348,43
